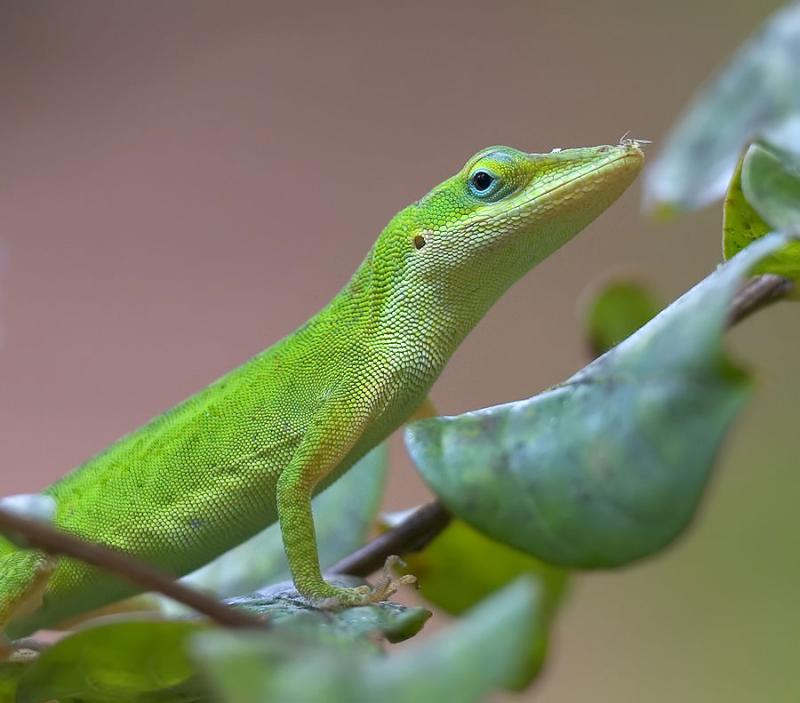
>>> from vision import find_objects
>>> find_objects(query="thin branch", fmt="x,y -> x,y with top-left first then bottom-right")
0,508 -> 264,630
329,501 -> 451,577
728,274 -> 793,325
2,274 -> 792,616
332,272 -> 794,579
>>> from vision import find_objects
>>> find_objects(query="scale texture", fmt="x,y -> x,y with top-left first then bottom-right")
0,143 -> 642,638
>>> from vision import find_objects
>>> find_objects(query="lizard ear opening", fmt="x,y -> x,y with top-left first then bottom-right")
413,234 -> 427,250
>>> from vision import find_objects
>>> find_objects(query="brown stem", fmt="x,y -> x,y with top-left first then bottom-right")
329,501 -> 451,577
728,274 -> 793,325
2,275 -> 792,619
332,273 -> 793,579
0,508 -> 263,630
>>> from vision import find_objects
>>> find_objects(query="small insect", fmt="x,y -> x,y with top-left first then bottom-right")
619,130 -> 653,148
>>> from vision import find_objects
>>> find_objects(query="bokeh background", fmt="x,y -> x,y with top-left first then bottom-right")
1,1 -> 798,700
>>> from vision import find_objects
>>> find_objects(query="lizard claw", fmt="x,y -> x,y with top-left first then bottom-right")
367,555 -> 418,602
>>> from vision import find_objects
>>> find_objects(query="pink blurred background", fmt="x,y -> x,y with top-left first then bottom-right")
1,2 -> 798,700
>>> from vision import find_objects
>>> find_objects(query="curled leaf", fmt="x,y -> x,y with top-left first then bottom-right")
723,149 -> 772,260
724,137 -> 800,278
407,235 -> 789,568
400,518 -> 568,687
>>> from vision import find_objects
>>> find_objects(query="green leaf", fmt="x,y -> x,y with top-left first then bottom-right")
0,661 -> 28,701
402,518 -> 567,616
15,621 -> 207,703
643,1 -> 800,214
228,575 -> 430,647
195,634 -> 355,703
193,578 -> 541,703
152,444 -> 387,615
11,583 -> 426,702
743,142 -> 800,234
401,518 -> 568,687
406,235 -> 790,569
724,138 -> 800,277
584,280 -> 661,355
723,149 -> 772,260
370,577 -> 541,700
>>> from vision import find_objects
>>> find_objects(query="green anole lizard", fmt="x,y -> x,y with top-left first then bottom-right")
0,141 -> 643,643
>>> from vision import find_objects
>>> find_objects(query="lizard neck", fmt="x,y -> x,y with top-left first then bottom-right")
328,239 -> 502,381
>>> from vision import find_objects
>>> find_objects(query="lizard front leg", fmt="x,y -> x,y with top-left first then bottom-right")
276,394 -> 411,607
277,467 -> 373,606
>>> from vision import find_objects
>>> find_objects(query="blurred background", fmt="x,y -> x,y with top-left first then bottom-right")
1,1 -> 797,700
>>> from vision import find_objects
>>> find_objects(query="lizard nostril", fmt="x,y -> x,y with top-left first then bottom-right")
414,234 -> 427,250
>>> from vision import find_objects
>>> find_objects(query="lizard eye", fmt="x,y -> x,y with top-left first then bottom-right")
470,171 -> 494,192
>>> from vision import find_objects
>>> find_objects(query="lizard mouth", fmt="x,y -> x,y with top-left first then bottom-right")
475,144 -> 644,228
530,147 -> 643,203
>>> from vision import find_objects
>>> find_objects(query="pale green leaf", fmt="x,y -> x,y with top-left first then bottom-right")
194,578 -> 541,703
401,518 -> 567,687
228,575 -> 430,647
15,621 -> 207,703
407,235 -> 790,568
644,1 -> 800,213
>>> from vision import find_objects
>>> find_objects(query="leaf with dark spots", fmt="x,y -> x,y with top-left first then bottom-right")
723,119 -> 800,279
6,579 -> 427,702
193,579 -> 539,703
407,235 -> 790,568
228,575 -> 430,647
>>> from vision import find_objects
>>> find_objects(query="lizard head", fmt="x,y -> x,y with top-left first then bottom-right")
377,142 -> 643,324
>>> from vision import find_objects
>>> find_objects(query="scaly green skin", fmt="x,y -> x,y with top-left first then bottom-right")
0,142 -> 642,639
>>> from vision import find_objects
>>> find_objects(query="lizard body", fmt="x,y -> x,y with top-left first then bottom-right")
0,142 -> 642,640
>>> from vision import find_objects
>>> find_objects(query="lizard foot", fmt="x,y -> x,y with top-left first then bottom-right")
317,555 -> 417,608
368,555 -> 417,602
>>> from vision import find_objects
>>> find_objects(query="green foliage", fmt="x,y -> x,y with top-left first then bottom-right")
402,518 -> 567,616
644,1 -> 800,214
400,518 -> 568,687
741,138 -> 800,234
724,138 -> 800,277
723,152 -> 772,259
644,0 -> 800,275
407,236 -> 790,568
12,621 -> 207,703
0,662 -> 26,701
584,280 -> 662,355
0,583 -> 426,702
228,576 -> 430,648
193,579 -> 540,703
5,5 -> 800,701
